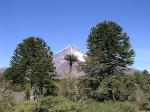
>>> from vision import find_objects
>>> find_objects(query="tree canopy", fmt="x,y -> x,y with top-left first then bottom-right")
10,37 -> 55,95
64,54 -> 78,75
83,21 -> 135,79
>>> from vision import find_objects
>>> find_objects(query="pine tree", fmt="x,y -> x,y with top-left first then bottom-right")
64,54 -> 78,75
10,37 -> 55,96
83,21 -> 135,79
64,54 -> 78,101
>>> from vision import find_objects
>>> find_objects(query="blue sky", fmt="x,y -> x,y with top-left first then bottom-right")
0,0 -> 150,72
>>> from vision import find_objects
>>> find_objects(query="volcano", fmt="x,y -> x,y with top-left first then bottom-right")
53,45 -> 86,77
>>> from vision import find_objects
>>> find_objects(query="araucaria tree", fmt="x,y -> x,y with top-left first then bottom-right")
64,54 -> 78,75
83,21 -> 135,79
10,37 -> 55,95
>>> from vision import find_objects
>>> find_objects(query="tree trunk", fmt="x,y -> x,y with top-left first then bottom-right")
70,62 -> 72,76
40,85 -> 43,96
74,80 -> 78,102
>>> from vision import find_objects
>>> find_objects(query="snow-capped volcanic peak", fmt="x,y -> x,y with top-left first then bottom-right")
54,45 -> 86,62
53,45 -> 86,77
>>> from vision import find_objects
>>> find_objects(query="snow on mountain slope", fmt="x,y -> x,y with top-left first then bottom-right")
53,45 -> 86,77
54,45 -> 86,62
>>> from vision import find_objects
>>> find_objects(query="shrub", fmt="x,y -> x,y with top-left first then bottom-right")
0,96 -> 16,112
0,79 -> 16,112
138,100 -> 150,111
15,96 -> 140,112
55,74 -> 77,101
15,96 -> 81,112
77,76 -> 100,100
32,106 -> 48,112
119,101 -> 138,112
94,74 -> 137,101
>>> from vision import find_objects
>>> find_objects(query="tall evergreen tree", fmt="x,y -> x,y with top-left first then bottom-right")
64,54 -> 78,101
83,21 -> 135,79
10,37 -> 55,95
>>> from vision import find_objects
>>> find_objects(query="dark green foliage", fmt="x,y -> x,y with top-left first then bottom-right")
138,93 -> 150,111
142,69 -> 149,75
134,73 -> 150,95
77,76 -> 100,100
15,96 -> 81,112
78,73 -> 150,102
3,67 -> 13,80
32,106 -> 48,112
44,82 -> 57,96
94,74 -> 137,101
64,54 -> 78,74
15,96 -> 139,112
138,100 -> 150,111
10,37 -> 55,95
82,21 -> 135,79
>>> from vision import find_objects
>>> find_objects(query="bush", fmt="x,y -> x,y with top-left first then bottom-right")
94,74 -> 137,101
77,76 -> 100,100
0,96 -> 16,112
55,74 -> 77,101
15,96 -> 140,112
138,100 -> 150,111
15,101 -> 38,112
32,106 -> 48,112
119,101 -> 138,112
15,96 -> 81,112
0,79 -> 16,112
